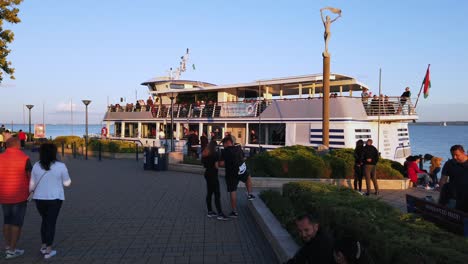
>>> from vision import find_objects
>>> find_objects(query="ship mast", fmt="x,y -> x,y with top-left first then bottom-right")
170,48 -> 190,80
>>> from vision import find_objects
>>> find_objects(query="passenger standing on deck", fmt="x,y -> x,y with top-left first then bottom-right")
362,139 -> 379,196
30,143 -> 71,259
218,136 -> 255,218
430,156 -> 443,188
353,140 -> 364,193
439,145 -> 468,212
201,142 -> 229,221
200,132 -> 208,152
0,138 -> 32,259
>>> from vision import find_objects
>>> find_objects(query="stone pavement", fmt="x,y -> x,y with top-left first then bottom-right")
378,187 -> 440,213
0,152 -> 278,264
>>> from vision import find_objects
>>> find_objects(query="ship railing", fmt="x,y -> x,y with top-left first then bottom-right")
361,96 -> 417,116
107,96 -> 415,118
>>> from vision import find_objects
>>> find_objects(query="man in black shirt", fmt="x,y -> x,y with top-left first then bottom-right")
218,136 -> 255,218
362,139 -> 379,196
285,214 -> 334,264
439,145 -> 468,212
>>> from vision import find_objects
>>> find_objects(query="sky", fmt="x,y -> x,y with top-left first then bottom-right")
0,0 -> 467,124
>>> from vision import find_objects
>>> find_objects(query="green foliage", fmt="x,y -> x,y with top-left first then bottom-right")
261,182 -> 468,264
248,146 -> 404,179
53,136 -> 83,147
88,139 -> 142,153
183,155 -> 202,165
0,0 -> 23,82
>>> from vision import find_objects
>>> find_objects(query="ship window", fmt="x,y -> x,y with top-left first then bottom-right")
395,147 -> 411,159
355,129 -> 371,133
249,123 -> 285,145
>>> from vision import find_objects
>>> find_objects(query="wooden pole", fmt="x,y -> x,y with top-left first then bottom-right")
322,54 -> 330,147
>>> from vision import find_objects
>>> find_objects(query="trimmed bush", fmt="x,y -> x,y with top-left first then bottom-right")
261,182 -> 468,264
53,136 -> 83,147
248,146 -> 404,179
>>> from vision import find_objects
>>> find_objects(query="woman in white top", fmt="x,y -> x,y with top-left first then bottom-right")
29,143 -> 71,259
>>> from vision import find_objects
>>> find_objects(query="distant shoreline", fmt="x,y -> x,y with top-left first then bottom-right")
410,121 -> 468,126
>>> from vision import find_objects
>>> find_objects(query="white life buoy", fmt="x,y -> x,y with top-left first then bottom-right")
246,104 -> 255,114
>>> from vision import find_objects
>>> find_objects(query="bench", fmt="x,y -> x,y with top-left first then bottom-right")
406,194 -> 468,237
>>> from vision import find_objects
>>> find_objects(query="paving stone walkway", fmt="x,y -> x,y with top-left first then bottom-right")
0,153 -> 278,264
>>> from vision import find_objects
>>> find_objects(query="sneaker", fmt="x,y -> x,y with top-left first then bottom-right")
374,191 -> 380,195
228,211 -> 238,218
44,250 -> 56,259
206,211 -> 217,218
364,192 -> 370,196
425,186 -> 433,190
247,194 -> 256,201
40,247 -> 47,255
216,213 -> 229,221
5,249 -> 24,259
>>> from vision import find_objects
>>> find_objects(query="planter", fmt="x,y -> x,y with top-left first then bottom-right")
251,177 -> 411,190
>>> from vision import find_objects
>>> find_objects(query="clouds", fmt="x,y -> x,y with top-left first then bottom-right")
55,101 -> 78,113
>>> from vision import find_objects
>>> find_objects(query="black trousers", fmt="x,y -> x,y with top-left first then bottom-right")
204,168 -> 222,214
35,199 -> 63,247
354,164 -> 363,191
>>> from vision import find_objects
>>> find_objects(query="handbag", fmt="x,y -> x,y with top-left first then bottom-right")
27,171 -> 47,202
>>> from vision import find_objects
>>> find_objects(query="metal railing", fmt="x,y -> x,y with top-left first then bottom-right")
362,96 -> 416,116
107,96 -> 417,118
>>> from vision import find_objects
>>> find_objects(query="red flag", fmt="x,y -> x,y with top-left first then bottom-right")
422,65 -> 431,98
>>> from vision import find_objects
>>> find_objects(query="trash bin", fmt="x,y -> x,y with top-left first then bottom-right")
143,147 -> 154,170
154,147 -> 168,171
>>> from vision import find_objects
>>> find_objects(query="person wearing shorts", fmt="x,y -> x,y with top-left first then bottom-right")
0,138 -> 32,259
219,136 -> 255,218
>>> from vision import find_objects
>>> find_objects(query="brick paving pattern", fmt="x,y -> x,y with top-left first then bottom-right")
0,153 -> 278,264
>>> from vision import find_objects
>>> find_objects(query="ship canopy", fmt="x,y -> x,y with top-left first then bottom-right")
141,73 -> 369,97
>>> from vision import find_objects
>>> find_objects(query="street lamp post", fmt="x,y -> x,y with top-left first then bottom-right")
82,100 -> 92,160
25,105 -> 34,142
167,92 -> 178,152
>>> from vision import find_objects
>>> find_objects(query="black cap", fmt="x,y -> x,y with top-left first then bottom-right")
424,154 -> 434,161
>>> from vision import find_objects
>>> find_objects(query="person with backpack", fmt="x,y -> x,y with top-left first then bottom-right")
201,143 -> 229,221
218,136 -> 255,218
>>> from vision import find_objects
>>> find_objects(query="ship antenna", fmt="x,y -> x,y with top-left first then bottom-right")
171,48 -> 190,80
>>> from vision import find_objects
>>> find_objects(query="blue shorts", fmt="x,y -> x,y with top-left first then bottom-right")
2,201 -> 27,227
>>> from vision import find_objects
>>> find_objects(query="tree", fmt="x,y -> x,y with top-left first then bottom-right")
0,0 -> 22,83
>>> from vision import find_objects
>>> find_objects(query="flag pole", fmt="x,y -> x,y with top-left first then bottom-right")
377,68 -> 382,153
414,64 -> 430,109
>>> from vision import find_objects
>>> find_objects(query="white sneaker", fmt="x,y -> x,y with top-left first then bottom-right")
5,249 -> 24,259
44,250 -> 57,259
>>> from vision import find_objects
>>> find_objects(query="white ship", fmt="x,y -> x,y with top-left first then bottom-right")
103,71 -> 417,164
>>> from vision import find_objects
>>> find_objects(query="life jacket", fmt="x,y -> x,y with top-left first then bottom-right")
0,148 -> 30,204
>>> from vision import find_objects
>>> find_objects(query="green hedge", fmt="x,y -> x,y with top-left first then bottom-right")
52,136 -> 142,153
261,182 -> 468,264
52,136 -> 83,146
247,146 -> 403,179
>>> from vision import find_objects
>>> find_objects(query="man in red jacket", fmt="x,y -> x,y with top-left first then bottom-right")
18,130 -> 27,149
0,137 -> 32,259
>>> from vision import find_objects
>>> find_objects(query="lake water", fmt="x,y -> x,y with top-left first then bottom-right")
3,123 -> 466,161
2,124 -> 112,139
409,125 -> 468,162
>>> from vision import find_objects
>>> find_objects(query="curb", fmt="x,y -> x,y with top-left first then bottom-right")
247,193 -> 299,263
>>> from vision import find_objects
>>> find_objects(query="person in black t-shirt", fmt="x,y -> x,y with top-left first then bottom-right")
285,213 -> 334,264
439,145 -> 468,212
218,136 -> 255,218
201,144 -> 228,221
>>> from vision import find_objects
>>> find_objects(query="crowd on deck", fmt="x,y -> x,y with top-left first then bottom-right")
361,87 -> 414,115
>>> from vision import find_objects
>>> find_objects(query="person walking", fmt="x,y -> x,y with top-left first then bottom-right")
362,139 -> 379,196
30,143 -> 71,259
0,138 -> 32,259
218,136 -> 255,218
18,130 -> 27,149
201,143 -> 229,221
353,140 -> 365,193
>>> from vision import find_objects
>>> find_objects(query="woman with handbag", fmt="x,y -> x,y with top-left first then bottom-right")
29,143 -> 71,259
